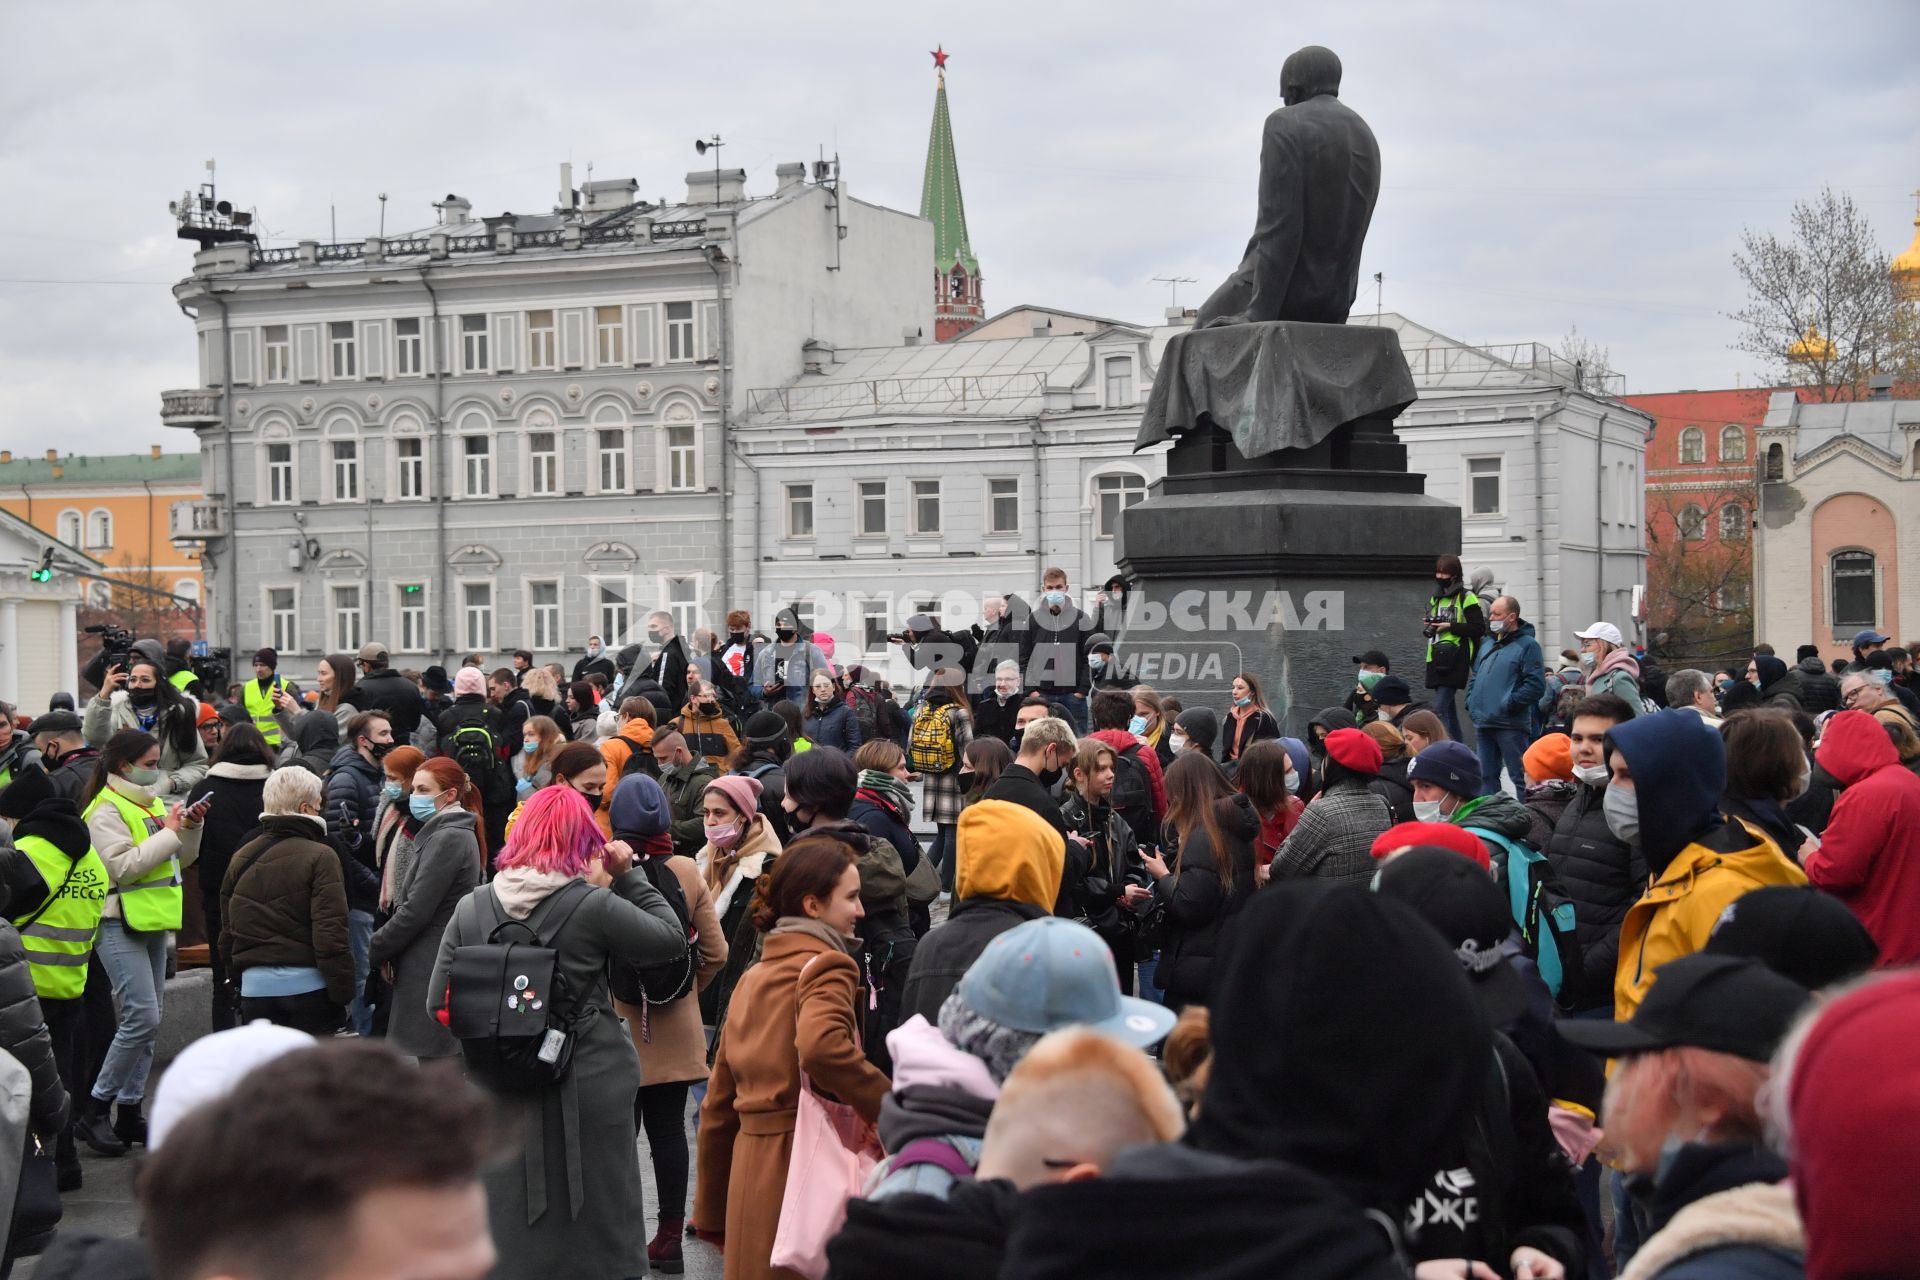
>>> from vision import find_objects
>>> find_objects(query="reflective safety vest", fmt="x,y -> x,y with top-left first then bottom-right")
243,675 -> 287,746
10,834 -> 107,1000
169,669 -> 196,693
82,786 -> 183,933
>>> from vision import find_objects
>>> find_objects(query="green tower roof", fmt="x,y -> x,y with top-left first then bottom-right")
920,51 -> 978,277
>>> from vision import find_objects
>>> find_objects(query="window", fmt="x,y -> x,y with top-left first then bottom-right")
987,478 -> 1020,534
666,423 -> 697,491
462,582 -> 494,652
394,317 -> 422,376
785,483 -> 814,538
596,580 -> 630,646
398,584 -> 428,653
1718,425 -> 1746,463
1764,443 -> 1784,481
56,510 -> 80,546
526,310 -> 556,370
1719,503 -> 1747,541
268,587 -> 297,654
784,598 -> 816,636
266,442 -> 295,504
911,479 -> 942,535
1831,552 -> 1876,630
529,581 -> 561,651
86,510 -> 112,550
263,326 -> 290,382
667,576 -> 699,637
1678,503 -> 1706,542
666,302 -> 695,362
331,584 -> 363,652
331,440 -> 359,501
1103,356 -> 1134,407
595,306 -> 625,366
396,437 -> 425,499
463,434 -> 492,498
460,314 -> 489,373
597,429 -> 628,492
328,321 -> 356,379
857,480 -> 888,536
175,579 -> 200,605
1466,456 -> 1504,517
1094,472 -> 1148,538
1678,426 -> 1704,464
1715,580 -> 1751,612
528,431 -> 558,496
861,599 -> 891,652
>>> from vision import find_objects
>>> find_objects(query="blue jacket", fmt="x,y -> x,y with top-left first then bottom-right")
1466,620 -> 1545,730
803,700 -> 861,753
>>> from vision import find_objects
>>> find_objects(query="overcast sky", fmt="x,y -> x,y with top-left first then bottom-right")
3,1 -> 1916,456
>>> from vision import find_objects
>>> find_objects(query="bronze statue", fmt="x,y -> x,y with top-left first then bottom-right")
1195,46 -> 1380,329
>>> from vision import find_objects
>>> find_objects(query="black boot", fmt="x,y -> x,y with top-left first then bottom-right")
56,1127 -> 82,1192
113,1102 -> 147,1148
76,1097 -> 127,1157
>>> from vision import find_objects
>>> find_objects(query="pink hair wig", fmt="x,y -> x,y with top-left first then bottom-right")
495,785 -> 603,875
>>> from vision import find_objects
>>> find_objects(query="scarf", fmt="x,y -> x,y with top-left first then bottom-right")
771,914 -> 857,955
637,831 -> 672,859
856,769 -> 914,819
492,866 -> 577,920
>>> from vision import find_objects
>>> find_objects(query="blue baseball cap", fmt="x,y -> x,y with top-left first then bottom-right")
1853,629 -> 1890,648
958,917 -> 1176,1048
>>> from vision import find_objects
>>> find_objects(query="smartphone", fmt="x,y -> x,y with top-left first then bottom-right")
181,796 -> 213,822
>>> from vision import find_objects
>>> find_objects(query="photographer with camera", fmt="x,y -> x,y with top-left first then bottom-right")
84,652 -> 208,799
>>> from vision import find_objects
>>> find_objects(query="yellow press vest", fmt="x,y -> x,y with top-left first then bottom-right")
83,786 -> 183,933
10,834 -> 107,1000
243,676 -> 287,745
169,669 -> 196,693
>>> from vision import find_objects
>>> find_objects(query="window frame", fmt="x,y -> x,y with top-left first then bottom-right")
526,310 -> 557,371
1678,426 -> 1705,464
860,599 -> 892,653
264,584 -> 300,655
526,423 -> 560,497
856,479 -> 888,538
330,582 -> 365,653
328,320 -> 357,380
1093,472 -> 1148,540
459,579 -> 496,654
1830,550 -> 1877,631
665,301 -> 696,363
460,314 -> 490,375
592,405 -> 630,495
459,416 -> 493,499
1102,355 -> 1134,408
594,305 -> 625,367
1463,455 -> 1505,519
784,482 -> 815,540
330,438 -> 361,502
526,579 -> 562,653
1677,502 -> 1707,543
659,400 -> 701,492
393,432 -> 427,501
85,509 -> 113,551
1718,424 -> 1746,463
395,582 -> 429,654
592,577 -> 633,648
985,476 -> 1020,535
661,574 -> 700,638
264,438 -> 296,506
56,509 -> 81,547
393,317 -> 423,377
1719,502 -> 1747,541
909,478 -> 943,536
263,325 -> 291,383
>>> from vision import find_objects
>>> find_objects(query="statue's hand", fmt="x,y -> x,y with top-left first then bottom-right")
1201,312 -> 1249,329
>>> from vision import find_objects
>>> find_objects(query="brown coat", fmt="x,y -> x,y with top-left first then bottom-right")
693,930 -> 890,1280
218,813 -> 355,1007
613,854 -> 728,1084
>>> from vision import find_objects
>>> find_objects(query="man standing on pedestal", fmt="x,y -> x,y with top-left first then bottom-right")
1027,569 -> 1092,735
1466,596 -> 1543,796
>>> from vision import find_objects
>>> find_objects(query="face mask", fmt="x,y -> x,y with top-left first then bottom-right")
1435,577 -> 1451,587
1572,763 -> 1610,787
523,741 -> 538,755
1043,590 -> 1067,608
127,687 -> 158,708
1791,761 -> 1812,801
1413,799 -> 1445,823
704,821 -> 742,850
578,787 -> 604,805
776,628 -> 796,642
1008,729 -> 1025,753
647,630 -> 665,646
1233,696 -> 1251,708
1038,765 -> 1064,790
367,739 -> 394,761
1128,715 -> 1148,737
1357,670 -> 1385,691
408,794 -> 440,822
1283,771 -> 1298,794
383,780 -> 403,800
1603,783 -> 1640,844
586,645 -> 602,658
1487,619 -> 1507,636
1090,655 -> 1107,673
1109,589 -> 1123,602
125,765 -> 161,789
956,769 -> 977,791
1169,731 -> 1188,752
1579,652 -> 1597,669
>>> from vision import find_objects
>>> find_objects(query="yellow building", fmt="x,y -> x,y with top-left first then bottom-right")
0,447 -> 205,618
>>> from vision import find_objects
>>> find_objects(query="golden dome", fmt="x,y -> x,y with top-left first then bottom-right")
1787,321 -> 1836,364
1894,192 -> 1920,302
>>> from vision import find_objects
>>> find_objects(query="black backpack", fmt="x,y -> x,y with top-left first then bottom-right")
445,881 -> 595,1092
1109,743 -> 1159,847
609,855 -> 696,1007
843,685 -> 882,745
447,708 -> 511,804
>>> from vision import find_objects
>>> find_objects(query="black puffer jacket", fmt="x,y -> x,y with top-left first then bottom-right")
1542,781 -> 1646,1011
1154,794 -> 1261,1009
1368,755 -> 1415,824
322,745 -> 383,914
899,897 -> 1048,1026
1795,657 -> 1842,715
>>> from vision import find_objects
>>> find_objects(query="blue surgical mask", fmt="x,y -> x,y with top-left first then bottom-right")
382,780 -> 403,800
1090,654 -> 1107,672
1234,696 -> 1251,708
523,741 -> 538,754
1487,619 -> 1507,636
125,766 -> 161,789
1128,715 -> 1148,737
408,794 -> 440,822
1602,783 -> 1640,844
1044,590 -> 1067,607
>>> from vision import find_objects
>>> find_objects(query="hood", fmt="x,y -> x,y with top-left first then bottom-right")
1815,708 -> 1899,787
1498,618 -> 1538,644
616,642 -> 644,674
954,799 -> 1065,910
326,742 -> 378,779
1595,646 -> 1641,680
130,638 -> 167,671
608,772 -> 670,837
1454,789 -> 1533,841
1189,879 -> 1488,1214
1753,654 -> 1789,693
1797,654 -> 1829,675
14,795 -> 92,860
291,709 -> 340,757
1608,709 -> 1726,876
1307,706 -> 1358,741
884,1014 -> 1000,1100
1278,736 -> 1310,778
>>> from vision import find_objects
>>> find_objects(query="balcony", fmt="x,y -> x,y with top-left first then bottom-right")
169,500 -> 224,543
160,388 -> 223,428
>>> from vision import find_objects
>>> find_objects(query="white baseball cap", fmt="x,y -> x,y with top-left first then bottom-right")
1573,622 -> 1624,647
148,1022 -> 314,1151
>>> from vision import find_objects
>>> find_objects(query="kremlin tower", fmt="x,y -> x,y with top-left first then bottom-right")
921,46 -> 984,340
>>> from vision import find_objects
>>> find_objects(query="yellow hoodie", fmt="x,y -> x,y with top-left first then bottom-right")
954,799 -> 1066,909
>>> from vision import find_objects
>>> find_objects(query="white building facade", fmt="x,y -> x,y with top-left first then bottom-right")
0,510 -> 102,710
163,165 -> 930,672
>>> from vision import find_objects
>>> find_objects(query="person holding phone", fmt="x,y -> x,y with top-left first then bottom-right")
83,656 -> 208,799
77,729 -> 204,1156
675,668 -> 743,772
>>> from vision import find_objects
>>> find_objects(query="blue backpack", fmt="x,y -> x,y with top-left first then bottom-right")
1472,829 -> 1582,1005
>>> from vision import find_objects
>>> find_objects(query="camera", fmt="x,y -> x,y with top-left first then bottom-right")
85,624 -> 136,668
191,646 -> 232,688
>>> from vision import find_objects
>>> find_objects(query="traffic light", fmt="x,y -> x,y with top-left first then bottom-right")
29,548 -> 53,583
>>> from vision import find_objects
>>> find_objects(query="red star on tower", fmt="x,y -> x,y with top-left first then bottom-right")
931,45 -> 949,70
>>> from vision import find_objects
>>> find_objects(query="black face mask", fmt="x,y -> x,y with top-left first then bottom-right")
1038,765 -> 1064,790
366,739 -> 395,761
126,687 -> 158,709
1008,729 -> 1025,754
729,631 -> 747,644
956,769 -> 977,791
776,629 -> 796,643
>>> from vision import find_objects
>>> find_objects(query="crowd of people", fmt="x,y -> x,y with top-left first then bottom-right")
0,561 -> 1913,1279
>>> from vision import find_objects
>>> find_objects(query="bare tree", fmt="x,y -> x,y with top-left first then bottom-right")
1645,492 -> 1754,670
1729,188 -> 1919,401
1557,325 -> 1620,394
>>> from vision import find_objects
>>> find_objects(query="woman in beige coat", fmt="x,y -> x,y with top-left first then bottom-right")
606,773 -> 728,1273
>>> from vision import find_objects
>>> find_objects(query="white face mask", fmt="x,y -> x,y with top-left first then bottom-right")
1572,763 -> 1610,787
1603,783 -> 1640,844
1413,799 -> 1446,823
1169,731 -> 1188,753
1283,771 -> 1298,794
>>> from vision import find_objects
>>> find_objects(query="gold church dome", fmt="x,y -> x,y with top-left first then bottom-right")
1787,321 -> 1836,364
1893,192 -> 1920,301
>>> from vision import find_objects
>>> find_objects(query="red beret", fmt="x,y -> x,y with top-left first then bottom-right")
1369,821 -> 1493,872
1322,727 -> 1383,776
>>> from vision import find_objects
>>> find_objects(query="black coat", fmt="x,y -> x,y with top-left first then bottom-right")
322,745 -> 384,914
1059,794 -> 1151,955
43,747 -> 98,803
645,635 -> 691,713
1220,707 -> 1282,765
1721,792 -> 1804,862
829,1177 -> 1018,1280
969,617 -> 1027,696
970,690 -> 1020,747
184,763 -> 270,911
571,653 -> 616,685
1026,602 -> 1091,695
1154,795 -> 1260,1009
355,667 -> 426,742
979,762 -> 1067,838
1542,781 -> 1646,1011
1368,756 -> 1416,824
898,897 -> 1048,1026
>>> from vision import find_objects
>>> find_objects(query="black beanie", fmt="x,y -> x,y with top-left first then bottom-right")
0,764 -> 56,819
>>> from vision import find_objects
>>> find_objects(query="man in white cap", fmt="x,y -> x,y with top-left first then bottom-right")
1573,621 -> 1646,718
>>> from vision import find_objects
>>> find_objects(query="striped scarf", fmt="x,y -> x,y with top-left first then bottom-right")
856,768 -> 914,819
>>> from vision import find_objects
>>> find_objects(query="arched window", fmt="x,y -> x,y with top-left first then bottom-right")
174,579 -> 200,604
1719,503 -> 1746,541
56,510 -> 81,546
1677,503 -> 1706,542
1678,426 -> 1705,464
1718,424 -> 1746,463
87,509 -> 113,550
1831,551 -> 1877,629
1764,443 -> 1784,481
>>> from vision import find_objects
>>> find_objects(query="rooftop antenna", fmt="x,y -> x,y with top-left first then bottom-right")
378,192 -> 388,237
1373,271 -> 1384,319
1151,275 -> 1197,308
694,135 -> 724,204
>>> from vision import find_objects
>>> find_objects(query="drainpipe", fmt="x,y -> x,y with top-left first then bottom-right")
1031,422 -> 1046,586
419,266 -> 447,663
1594,409 -> 1608,625
1530,401 -> 1555,631
728,441 -> 762,614
703,241 -> 732,615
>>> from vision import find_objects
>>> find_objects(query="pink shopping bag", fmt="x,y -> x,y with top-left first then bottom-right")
769,1074 -> 882,1278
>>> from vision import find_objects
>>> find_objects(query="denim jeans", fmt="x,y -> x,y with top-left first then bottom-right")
1475,724 -> 1530,796
929,823 -> 957,893
93,919 -> 167,1106
1431,685 -> 1465,741
347,908 -> 375,1035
